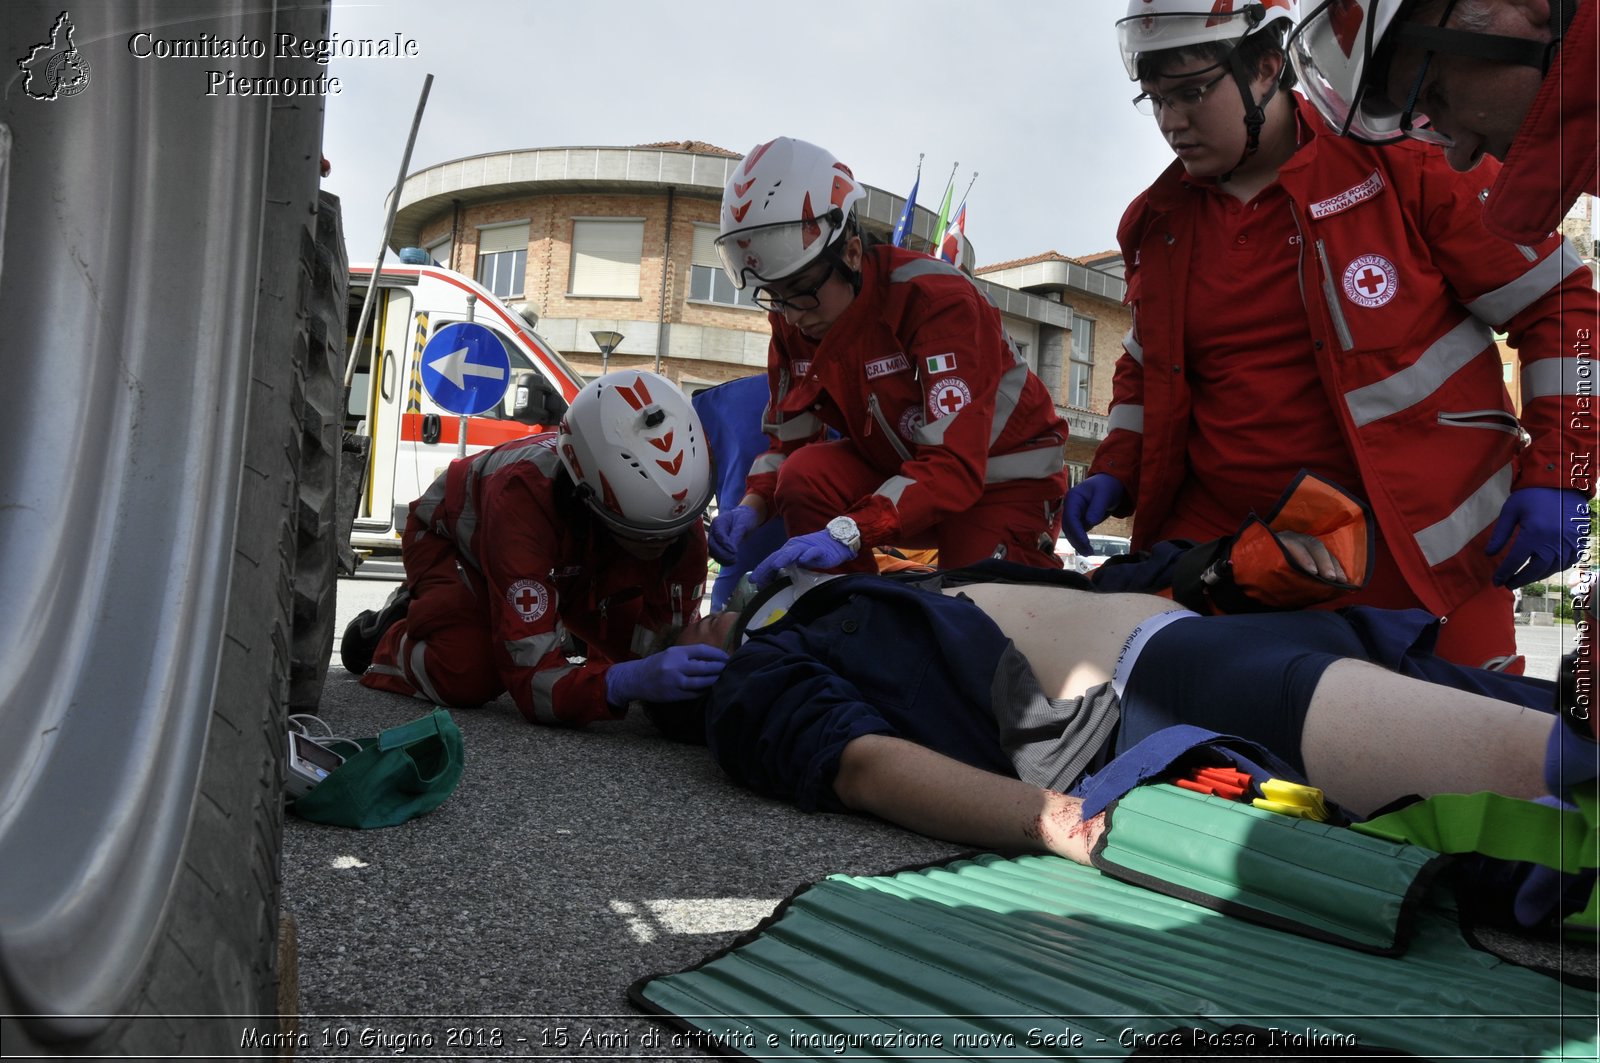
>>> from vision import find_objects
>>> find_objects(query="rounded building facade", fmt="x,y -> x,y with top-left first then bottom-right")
389,140 -> 971,390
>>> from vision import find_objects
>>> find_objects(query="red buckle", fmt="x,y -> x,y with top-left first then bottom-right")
1172,765 -> 1252,800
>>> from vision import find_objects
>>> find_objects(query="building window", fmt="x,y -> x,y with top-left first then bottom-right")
689,224 -> 759,309
1067,462 -> 1090,488
570,219 -> 644,298
476,223 -> 528,298
1068,316 -> 1095,408
426,235 -> 453,271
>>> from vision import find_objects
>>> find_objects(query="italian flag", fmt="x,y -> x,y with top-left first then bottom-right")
925,353 -> 956,373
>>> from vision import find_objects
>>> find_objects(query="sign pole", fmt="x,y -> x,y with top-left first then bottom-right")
457,294 -> 477,459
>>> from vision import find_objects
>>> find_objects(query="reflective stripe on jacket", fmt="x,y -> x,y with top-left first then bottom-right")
409,434 -> 707,726
745,245 -> 1068,546
1092,99 -> 1597,616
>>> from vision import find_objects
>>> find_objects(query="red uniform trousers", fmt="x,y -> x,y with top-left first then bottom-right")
1355,538 -> 1519,673
363,529 -> 506,708
774,439 -> 1063,572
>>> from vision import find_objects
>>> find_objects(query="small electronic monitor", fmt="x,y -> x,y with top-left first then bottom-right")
286,732 -> 346,798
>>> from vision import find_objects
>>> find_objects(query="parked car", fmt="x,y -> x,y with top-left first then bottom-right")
1056,533 -> 1133,574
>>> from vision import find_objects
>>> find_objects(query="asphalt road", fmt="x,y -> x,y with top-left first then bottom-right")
281,572 -> 1586,1060
282,572 -> 964,1060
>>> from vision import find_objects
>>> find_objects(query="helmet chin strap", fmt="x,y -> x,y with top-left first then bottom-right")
1217,51 -> 1280,185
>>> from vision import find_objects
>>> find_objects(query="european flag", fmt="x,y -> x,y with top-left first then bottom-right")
891,166 -> 921,248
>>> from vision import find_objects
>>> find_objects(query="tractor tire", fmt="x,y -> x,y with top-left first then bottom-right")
289,192 -> 350,713
0,1 -> 338,1055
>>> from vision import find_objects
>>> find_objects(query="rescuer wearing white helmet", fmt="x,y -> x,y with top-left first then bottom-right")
347,371 -> 727,725
1288,0 -> 1595,246
1064,0 -> 1596,669
707,136 -> 1070,583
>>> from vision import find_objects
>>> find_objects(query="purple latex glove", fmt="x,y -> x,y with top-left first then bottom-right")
1486,487 -> 1587,588
1509,796 -> 1597,929
605,645 -> 729,706
1062,473 -> 1126,556
707,504 -> 761,564
751,528 -> 858,586
1512,862 -> 1597,929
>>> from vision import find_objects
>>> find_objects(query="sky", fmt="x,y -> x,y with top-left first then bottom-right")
320,0 -> 1179,271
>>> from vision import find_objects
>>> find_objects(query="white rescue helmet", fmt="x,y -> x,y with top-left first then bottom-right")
1117,0 -> 1298,79
714,137 -> 865,291
557,371 -> 712,542
1289,0 -> 1433,142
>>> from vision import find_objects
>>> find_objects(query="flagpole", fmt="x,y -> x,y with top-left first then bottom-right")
941,171 -> 979,266
930,160 -> 959,252
956,170 -> 978,213
892,153 -> 926,249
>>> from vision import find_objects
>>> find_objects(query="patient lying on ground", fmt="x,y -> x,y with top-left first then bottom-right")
661,566 -> 1575,868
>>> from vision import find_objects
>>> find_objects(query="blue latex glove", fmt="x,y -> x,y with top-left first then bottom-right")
707,504 -> 761,564
1508,796 -> 1597,929
1485,487 -> 1587,588
604,645 -> 729,706
751,528 -> 858,586
1512,861 -> 1597,929
1061,474 -> 1126,556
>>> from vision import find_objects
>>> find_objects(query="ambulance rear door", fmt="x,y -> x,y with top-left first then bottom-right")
347,265 -> 584,553
346,267 -> 415,553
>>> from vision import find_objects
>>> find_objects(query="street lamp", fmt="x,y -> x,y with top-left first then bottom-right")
591,329 -> 624,374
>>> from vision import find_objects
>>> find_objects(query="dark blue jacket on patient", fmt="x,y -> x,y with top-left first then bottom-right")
705,573 -> 1019,812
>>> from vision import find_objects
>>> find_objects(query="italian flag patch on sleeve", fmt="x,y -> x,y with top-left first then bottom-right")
925,353 -> 956,374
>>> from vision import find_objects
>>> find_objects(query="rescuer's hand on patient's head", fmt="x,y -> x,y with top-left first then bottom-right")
1062,474 -> 1126,556
707,504 -> 761,563
674,612 -> 740,651
751,529 -> 858,586
604,645 -> 729,706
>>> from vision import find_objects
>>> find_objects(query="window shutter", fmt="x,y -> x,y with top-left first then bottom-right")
426,236 -> 454,269
478,224 -> 528,256
691,224 -> 721,269
571,220 -> 644,297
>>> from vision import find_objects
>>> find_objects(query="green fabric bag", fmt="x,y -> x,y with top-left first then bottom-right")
290,708 -> 464,829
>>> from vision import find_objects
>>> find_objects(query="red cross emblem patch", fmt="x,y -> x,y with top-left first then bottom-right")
898,405 -> 924,441
927,377 -> 973,421
506,578 -> 549,623
1341,253 -> 1398,309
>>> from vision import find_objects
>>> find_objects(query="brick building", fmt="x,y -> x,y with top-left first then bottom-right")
385,141 -> 1130,467
972,252 -> 1132,484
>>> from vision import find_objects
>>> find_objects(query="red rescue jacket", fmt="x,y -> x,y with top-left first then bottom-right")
408,434 -> 708,726
744,246 -> 1069,546
1092,100 -> 1596,617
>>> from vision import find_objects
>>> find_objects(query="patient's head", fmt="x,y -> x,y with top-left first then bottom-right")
674,610 -> 740,652
647,610 -> 740,743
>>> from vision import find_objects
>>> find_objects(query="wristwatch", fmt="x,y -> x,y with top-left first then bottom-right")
826,515 -> 862,553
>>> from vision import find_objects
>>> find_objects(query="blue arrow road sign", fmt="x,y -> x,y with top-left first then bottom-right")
420,322 -> 511,416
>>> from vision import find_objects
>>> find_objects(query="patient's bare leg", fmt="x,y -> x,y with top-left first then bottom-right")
1300,659 -> 1551,815
833,734 -> 1105,863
